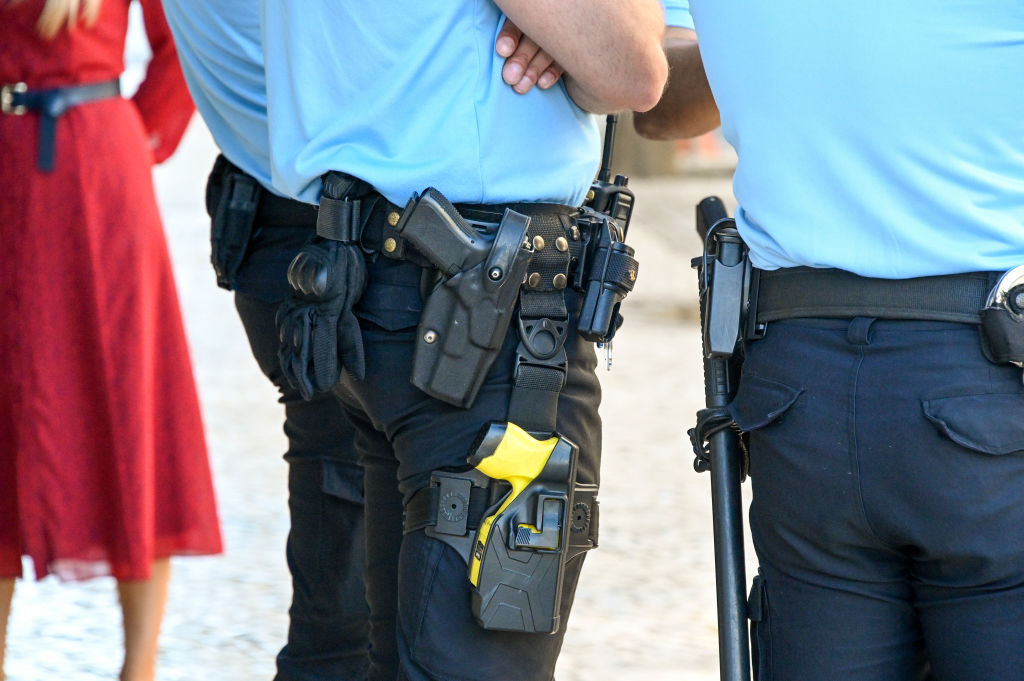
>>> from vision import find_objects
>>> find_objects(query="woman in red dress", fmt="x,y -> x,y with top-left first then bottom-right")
0,0 -> 223,678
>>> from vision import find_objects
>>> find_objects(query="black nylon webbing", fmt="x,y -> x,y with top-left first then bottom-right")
508,212 -> 576,433
316,195 -> 362,242
403,484 -> 491,534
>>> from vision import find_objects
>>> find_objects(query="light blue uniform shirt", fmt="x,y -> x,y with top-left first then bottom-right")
660,0 -> 695,30
683,1 -> 1024,278
161,0 -> 277,192
259,2 -> 601,207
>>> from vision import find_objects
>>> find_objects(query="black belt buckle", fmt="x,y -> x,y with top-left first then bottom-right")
1,82 -> 28,115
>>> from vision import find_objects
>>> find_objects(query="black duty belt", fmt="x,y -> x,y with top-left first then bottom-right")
210,153 -> 319,229
318,177 -> 584,430
755,267 -> 998,326
2,79 -> 121,172
356,193 -> 583,270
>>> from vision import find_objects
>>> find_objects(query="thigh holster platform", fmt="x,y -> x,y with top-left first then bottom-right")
403,422 -> 599,634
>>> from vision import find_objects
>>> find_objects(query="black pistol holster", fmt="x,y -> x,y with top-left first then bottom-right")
392,188 -> 535,408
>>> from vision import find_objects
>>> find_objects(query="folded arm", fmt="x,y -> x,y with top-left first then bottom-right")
494,0 -> 669,113
633,27 -> 719,139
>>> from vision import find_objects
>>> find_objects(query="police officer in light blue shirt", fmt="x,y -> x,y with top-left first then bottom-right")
257,3 -> 666,680
639,2 -> 1024,680
160,1 -> 625,679
165,1 -> 668,679
161,2 -> 372,678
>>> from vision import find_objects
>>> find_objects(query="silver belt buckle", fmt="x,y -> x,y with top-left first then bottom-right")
1,82 -> 28,115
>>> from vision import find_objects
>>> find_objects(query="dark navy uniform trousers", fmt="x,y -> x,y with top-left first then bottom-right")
208,158 -> 372,681
731,317 -> 1024,681
213,156 -> 603,680
334,247 -> 602,681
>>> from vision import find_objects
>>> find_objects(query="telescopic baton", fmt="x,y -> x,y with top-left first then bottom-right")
689,196 -> 752,681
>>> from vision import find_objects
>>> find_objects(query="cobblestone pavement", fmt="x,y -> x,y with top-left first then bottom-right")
5,122 -> 756,681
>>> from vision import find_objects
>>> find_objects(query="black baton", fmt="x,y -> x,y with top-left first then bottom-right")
690,196 -> 752,681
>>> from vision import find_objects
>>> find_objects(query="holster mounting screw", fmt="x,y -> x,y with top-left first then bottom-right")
488,267 -> 503,281
423,330 -> 438,344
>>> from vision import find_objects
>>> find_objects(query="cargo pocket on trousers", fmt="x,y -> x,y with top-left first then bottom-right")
922,393 -> 1024,455
321,460 -> 364,505
747,570 -> 772,681
727,372 -> 803,433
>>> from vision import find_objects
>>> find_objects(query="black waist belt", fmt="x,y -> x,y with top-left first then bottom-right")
756,267 -> 997,326
2,79 -> 121,172
258,190 -> 318,228
210,154 -> 318,229
357,193 -> 582,268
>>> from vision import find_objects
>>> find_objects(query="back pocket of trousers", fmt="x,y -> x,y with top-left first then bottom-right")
923,393 -> 1024,455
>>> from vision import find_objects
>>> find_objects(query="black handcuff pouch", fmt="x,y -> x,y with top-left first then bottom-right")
207,157 -> 260,291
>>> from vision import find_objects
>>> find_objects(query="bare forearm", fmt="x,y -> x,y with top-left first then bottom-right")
494,0 -> 668,112
634,29 -> 720,139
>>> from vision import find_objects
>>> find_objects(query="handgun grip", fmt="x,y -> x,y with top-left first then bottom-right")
394,188 -> 492,276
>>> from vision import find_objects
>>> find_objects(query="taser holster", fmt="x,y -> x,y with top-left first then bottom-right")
415,421 -> 598,634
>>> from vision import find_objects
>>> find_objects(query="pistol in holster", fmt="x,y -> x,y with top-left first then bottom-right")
415,421 -> 598,634
391,189 -> 534,408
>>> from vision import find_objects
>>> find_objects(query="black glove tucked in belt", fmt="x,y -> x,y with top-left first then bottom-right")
276,237 -> 367,399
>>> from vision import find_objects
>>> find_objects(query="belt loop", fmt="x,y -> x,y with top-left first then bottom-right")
847,317 -> 876,346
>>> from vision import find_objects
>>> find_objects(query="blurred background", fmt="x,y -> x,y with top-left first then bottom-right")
4,9 -> 754,680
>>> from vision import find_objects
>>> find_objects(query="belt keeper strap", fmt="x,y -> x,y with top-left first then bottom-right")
316,194 -> 362,242
756,267 -> 993,325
